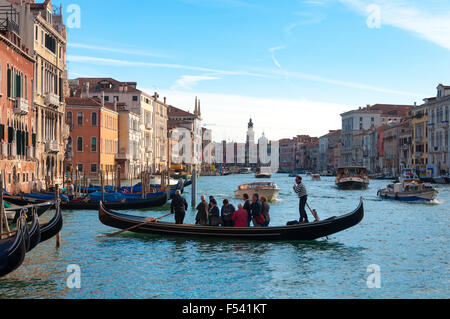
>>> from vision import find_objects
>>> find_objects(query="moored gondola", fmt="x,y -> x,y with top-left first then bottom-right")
5,201 -> 54,223
0,213 -> 27,278
99,200 -> 364,241
61,192 -> 168,211
39,201 -> 63,243
26,209 -> 41,252
4,192 -> 168,211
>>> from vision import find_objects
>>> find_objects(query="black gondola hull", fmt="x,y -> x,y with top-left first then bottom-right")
336,181 -> 369,190
99,200 -> 364,241
5,201 -> 54,223
0,217 -> 27,278
61,194 -> 168,211
39,203 -> 63,243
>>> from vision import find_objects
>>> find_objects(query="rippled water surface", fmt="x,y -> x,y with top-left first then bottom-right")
0,174 -> 449,298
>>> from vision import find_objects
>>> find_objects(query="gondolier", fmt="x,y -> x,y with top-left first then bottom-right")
293,176 -> 309,223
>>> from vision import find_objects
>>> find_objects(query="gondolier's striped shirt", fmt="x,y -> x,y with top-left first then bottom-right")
294,183 -> 307,198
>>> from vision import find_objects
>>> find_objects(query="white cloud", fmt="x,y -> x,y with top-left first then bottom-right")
172,75 -> 221,90
340,0 -> 450,50
66,55 -> 267,77
154,89 -> 352,142
68,43 -> 168,58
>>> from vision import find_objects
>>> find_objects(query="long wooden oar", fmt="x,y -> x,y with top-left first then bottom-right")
306,203 -> 329,240
107,212 -> 172,237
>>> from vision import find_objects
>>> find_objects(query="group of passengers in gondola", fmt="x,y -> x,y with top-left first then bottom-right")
184,193 -> 271,228
170,175 -> 308,226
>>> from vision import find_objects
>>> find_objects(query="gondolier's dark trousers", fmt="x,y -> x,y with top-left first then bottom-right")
299,196 -> 309,223
175,211 -> 185,224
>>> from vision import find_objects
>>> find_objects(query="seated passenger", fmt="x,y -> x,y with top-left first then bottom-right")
232,204 -> 249,228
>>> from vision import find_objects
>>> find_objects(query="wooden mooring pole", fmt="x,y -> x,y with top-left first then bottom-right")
55,184 -> 61,248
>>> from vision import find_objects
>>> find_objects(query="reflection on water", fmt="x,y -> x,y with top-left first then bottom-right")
0,174 -> 448,298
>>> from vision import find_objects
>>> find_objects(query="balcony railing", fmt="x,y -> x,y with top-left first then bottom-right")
13,98 -> 29,115
46,140 -> 60,153
45,92 -> 61,107
115,153 -> 130,160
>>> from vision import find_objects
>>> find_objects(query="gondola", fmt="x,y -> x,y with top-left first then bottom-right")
61,192 -> 168,211
4,192 -> 168,211
99,200 -> 364,241
0,213 -> 27,278
26,209 -> 41,252
39,202 -> 63,243
5,201 -> 54,223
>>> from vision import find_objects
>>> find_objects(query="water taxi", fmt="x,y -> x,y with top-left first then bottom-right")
378,182 -> 438,202
255,167 -> 272,179
311,174 -> 321,181
335,167 -> 369,190
234,182 -> 280,201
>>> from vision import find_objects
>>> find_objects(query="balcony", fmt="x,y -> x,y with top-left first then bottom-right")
115,152 -> 130,160
45,92 -> 61,107
13,98 -> 29,115
46,140 -> 60,153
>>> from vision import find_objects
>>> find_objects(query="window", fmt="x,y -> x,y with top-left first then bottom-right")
77,137 -> 83,152
35,26 -> 38,41
91,112 -> 97,126
91,137 -> 97,152
45,33 -> 57,54
76,164 -> 83,172
104,96 -> 110,102
113,96 -> 119,102
132,96 -> 138,101
67,111 -> 73,126
77,112 -> 83,125
91,163 -> 97,173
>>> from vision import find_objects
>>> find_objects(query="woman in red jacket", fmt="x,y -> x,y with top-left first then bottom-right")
232,203 -> 249,228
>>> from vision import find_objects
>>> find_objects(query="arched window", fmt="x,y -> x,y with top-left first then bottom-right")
67,111 -> 73,126
91,112 -> 97,126
91,137 -> 97,152
77,112 -> 83,125
77,137 -> 83,152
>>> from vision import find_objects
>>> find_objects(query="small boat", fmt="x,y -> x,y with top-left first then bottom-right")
255,167 -> 272,179
99,199 -> 364,241
311,174 -> 321,181
377,182 -> 438,202
288,173 -> 297,178
5,201 -> 54,223
234,182 -> 281,201
239,168 -> 252,174
0,213 -> 27,278
335,167 -> 369,190
399,168 -> 420,184
39,202 -> 63,243
432,175 -> 449,184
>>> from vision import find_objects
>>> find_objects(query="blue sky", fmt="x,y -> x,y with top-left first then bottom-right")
61,0 -> 450,142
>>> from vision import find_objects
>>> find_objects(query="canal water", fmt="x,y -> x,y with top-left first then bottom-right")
0,174 -> 448,298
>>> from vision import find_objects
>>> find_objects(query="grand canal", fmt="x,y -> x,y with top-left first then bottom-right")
0,174 -> 448,298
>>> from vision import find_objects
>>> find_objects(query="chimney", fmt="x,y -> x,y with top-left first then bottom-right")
83,82 -> 90,98
124,86 -> 128,93
102,91 -> 105,107
164,97 -> 166,104
114,100 -> 117,111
